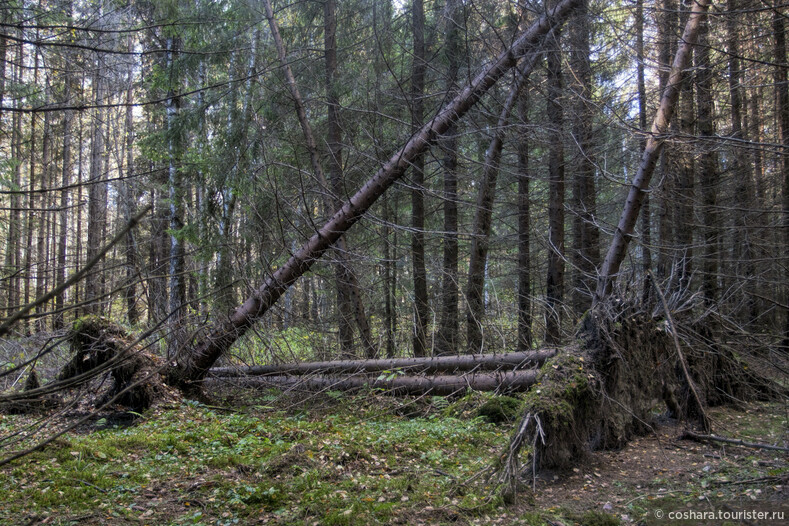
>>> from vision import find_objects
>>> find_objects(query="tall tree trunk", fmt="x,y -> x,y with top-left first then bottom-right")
166,36 -> 186,358
169,0 -> 583,387
23,45 -> 40,333
656,0 -> 677,283
324,0 -> 356,356
674,6 -> 695,294
35,88 -> 53,331
569,0 -> 598,319
121,60 -> 139,326
636,0 -> 652,301
517,92 -> 533,352
435,0 -> 462,356
774,0 -> 789,348
545,9 -> 565,345
4,38 -> 22,318
467,55 -> 538,353
85,54 -> 107,315
74,78 -> 86,318
594,0 -> 711,303
55,60 -> 73,330
410,0 -> 429,357
372,0 -> 396,359
696,8 -> 718,309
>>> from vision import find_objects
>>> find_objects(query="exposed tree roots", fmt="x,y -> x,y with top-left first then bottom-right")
492,300 -> 785,501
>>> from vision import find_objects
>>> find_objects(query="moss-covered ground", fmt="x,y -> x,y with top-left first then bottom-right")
0,393 -> 786,525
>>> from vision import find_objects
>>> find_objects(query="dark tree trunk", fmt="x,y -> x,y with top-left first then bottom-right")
35,96 -> 53,331
4,38 -> 23,318
24,47 -> 40,333
545,10 -> 565,345
85,59 -> 107,315
697,4 -> 719,309
55,71 -> 73,330
656,0 -> 677,283
674,14 -> 695,294
569,0 -> 599,319
775,0 -> 789,348
636,0 -> 651,301
166,36 -> 186,357
517,93 -> 533,352
435,0 -> 462,356
122,61 -> 139,326
215,370 -> 539,397
167,0 -> 583,388
410,0 -> 429,357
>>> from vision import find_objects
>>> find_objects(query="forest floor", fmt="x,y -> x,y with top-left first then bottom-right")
0,389 -> 786,526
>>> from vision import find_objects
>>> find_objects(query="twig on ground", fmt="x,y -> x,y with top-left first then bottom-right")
681,430 -> 789,452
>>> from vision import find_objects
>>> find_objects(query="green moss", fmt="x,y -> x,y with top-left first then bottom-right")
579,510 -> 620,526
522,352 -> 590,417
477,396 -> 522,423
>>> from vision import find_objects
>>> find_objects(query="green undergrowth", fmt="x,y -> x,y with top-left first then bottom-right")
0,393 -> 519,525
1,393 -> 785,526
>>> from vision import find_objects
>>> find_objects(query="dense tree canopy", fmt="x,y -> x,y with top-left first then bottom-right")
0,0 -> 787,366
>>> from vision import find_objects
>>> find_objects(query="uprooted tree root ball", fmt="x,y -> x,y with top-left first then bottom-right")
57,315 -> 168,412
494,301 -> 782,502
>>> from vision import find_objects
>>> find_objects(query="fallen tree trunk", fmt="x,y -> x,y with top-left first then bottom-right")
168,0 -> 582,390
208,370 -> 538,397
209,349 -> 556,378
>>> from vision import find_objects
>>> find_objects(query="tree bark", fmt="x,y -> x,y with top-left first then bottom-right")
696,8 -> 718,308
166,35 -> 186,358
210,349 -> 556,377
35,90 -> 52,331
594,0 -> 711,304
121,56 -> 138,326
636,0 -> 652,301
545,6 -> 565,345
4,37 -> 23,319
435,0 -> 462,356
674,6 -> 695,294
210,370 -> 539,397
168,0 -> 583,388
410,0 -> 429,358
517,92 -> 533,352
655,0 -> 677,283
85,49 -> 107,315
569,0 -> 599,319
775,0 -> 789,348
23,45 -> 40,333
55,59 -> 74,330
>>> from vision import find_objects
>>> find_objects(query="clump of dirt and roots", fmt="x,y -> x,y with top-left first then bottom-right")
2,316 -> 173,416
494,299 -> 783,502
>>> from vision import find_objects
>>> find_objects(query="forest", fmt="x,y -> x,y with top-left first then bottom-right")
0,0 -> 787,524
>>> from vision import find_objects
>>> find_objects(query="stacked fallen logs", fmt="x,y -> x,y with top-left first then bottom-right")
207,349 -> 557,396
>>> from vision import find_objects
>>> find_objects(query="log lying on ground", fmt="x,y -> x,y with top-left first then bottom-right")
207,370 -> 538,397
209,349 -> 556,378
